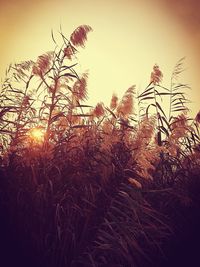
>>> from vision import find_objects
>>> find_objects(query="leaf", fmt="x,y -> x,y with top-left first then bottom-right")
172,106 -> 188,112
172,107 -> 188,112
138,87 -> 154,98
59,73 -> 78,79
172,101 -> 186,107
157,85 -> 171,92
75,104 -> 93,108
156,102 -> 166,118
171,93 -> 185,99
159,125 -> 169,136
25,75 -> 34,90
51,29 -> 57,45
172,84 -> 190,91
146,103 -> 156,116
105,107 -> 117,118
50,112 -> 64,123
71,125 -> 89,128
72,114 -> 92,117
169,116 -> 175,122
161,116 -> 170,129
155,92 -> 171,96
139,91 -> 154,98
60,63 -> 78,71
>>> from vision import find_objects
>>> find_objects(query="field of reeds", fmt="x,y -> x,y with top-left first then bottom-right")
0,25 -> 200,267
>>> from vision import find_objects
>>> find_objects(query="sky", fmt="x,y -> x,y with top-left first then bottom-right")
0,0 -> 199,117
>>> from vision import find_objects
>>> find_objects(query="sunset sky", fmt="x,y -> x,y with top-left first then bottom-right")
0,0 -> 199,117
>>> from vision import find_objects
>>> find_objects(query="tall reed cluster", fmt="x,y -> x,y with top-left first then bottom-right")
0,25 -> 200,267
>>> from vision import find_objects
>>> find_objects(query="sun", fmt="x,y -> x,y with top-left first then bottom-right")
29,127 -> 45,142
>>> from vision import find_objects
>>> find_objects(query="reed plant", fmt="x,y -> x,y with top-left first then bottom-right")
0,25 -> 200,267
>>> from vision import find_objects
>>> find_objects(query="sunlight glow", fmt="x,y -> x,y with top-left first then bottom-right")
29,128 -> 45,142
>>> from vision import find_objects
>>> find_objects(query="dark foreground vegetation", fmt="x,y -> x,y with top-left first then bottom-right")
0,25 -> 200,267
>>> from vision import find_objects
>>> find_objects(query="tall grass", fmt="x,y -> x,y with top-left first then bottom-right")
0,25 -> 200,267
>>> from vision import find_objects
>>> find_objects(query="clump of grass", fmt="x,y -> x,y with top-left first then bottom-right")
0,25 -> 200,267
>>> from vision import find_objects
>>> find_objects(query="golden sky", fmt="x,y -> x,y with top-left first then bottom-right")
0,0 -> 199,117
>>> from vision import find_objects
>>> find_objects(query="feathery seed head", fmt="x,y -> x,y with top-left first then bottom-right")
73,73 -> 88,101
110,94 -> 118,110
70,25 -> 93,48
150,64 -> 163,85
32,52 -> 53,77
64,45 -> 74,60
117,85 -> 135,117
93,102 -> 105,118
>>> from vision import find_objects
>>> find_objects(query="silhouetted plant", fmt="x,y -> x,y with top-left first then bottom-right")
0,25 -> 200,267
